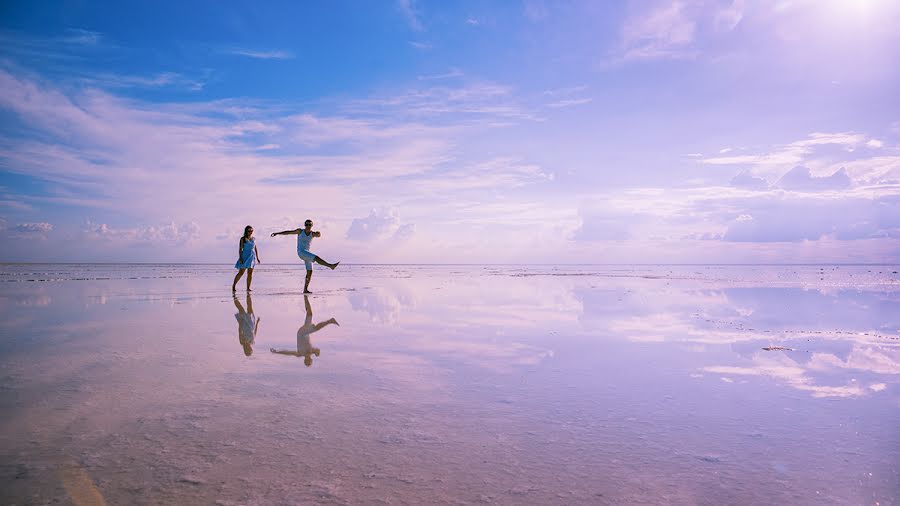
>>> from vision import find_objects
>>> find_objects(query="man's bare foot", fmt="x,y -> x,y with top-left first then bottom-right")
304,290 -> 312,294
330,261 -> 340,270
232,286 -> 237,292
247,287 -> 252,292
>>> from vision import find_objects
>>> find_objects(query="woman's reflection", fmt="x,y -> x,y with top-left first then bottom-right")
233,294 -> 259,356
270,295 -> 339,366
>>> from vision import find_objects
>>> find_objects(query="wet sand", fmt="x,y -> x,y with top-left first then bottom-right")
1,264 -> 898,505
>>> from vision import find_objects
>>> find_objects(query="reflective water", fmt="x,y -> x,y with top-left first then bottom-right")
0,264 -> 898,505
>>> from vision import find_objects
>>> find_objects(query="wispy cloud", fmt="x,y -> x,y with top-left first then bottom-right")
62,28 -> 102,45
228,48 -> 294,59
698,132 -> 895,183
397,0 -> 424,31
417,68 -> 463,81
620,1 -> 697,61
84,71 -> 206,91
546,97 -> 593,108
409,41 -> 432,50
617,0 -> 746,62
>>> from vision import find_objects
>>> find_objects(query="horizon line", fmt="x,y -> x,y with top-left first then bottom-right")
1,262 -> 897,267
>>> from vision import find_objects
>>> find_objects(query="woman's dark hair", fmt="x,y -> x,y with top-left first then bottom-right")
243,225 -> 253,238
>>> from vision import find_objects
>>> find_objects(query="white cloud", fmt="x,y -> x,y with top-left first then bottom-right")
346,208 -> 415,242
866,139 -> 884,148
84,221 -> 200,243
730,170 -> 769,190
546,98 -> 593,108
397,0 -> 424,31
775,166 -> 852,192
417,69 -> 463,81
713,0 -> 744,32
1,221 -> 54,239
228,48 -> 294,60
62,29 -> 102,46
621,1 -> 696,61
12,222 -> 53,234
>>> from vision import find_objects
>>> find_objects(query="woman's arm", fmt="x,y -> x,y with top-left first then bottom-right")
271,228 -> 301,237
255,245 -> 261,263
238,237 -> 245,261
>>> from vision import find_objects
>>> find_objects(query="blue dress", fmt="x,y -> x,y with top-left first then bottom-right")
235,237 -> 256,269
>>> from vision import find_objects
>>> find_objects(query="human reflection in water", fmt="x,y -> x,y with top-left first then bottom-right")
270,295 -> 339,366
233,294 -> 259,356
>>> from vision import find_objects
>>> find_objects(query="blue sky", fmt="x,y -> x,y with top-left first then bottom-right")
1,0 -> 899,263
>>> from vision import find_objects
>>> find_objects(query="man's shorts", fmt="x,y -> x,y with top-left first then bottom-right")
297,250 -> 316,271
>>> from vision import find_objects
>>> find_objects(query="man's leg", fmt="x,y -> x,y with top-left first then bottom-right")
313,256 -> 339,270
304,270 -> 313,293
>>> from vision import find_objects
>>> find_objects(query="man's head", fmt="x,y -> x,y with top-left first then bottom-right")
304,219 -> 313,230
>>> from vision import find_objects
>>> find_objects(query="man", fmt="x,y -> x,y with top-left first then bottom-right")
271,219 -> 339,293
270,295 -> 339,367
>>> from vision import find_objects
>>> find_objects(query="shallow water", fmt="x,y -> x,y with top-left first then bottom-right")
0,264 -> 898,505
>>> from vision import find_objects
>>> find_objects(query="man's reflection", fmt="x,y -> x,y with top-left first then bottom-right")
270,295 -> 339,366
234,294 -> 259,356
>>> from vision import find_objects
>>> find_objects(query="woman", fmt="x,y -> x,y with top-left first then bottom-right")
232,225 -> 261,292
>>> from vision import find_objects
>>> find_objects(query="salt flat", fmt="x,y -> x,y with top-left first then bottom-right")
0,264 -> 898,505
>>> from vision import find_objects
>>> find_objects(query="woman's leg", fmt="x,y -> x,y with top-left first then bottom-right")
246,268 -> 254,291
232,269 -> 246,291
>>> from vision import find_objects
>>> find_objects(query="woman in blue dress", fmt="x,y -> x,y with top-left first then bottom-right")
232,225 -> 261,292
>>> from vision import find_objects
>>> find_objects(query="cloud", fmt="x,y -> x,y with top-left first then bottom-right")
730,170 -> 769,190
775,166 -> 852,192
228,48 -> 294,59
85,71 -> 205,91
392,223 -> 416,241
620,1 -> 697,61
84,221 -> 200,243
466,18 -> 480,26
866,139 -> 884,148
0,221 -> 54,239
700,132 -> 869,169
346,208 -> 415,242
397,0 -> 424,31
546,98 -> 593,108
721,192 -> 899,242
713,0 -> 744,32
409,41 -> 432,50
12,222 -> 53,234
62,29 -> 102,46
417,69 -> 463,81
572,208 -> 632,241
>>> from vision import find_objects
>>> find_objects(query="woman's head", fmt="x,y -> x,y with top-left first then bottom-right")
243,225 -> 253,238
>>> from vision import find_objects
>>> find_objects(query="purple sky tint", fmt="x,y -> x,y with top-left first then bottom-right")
0,0 -> 899,263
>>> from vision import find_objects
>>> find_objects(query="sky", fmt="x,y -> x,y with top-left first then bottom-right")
1,0 -> 899,264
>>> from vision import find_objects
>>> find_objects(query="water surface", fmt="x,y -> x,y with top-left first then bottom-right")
1,264 -> 898,504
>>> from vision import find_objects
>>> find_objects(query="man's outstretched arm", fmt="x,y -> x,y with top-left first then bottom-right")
271,228 -> 301,237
